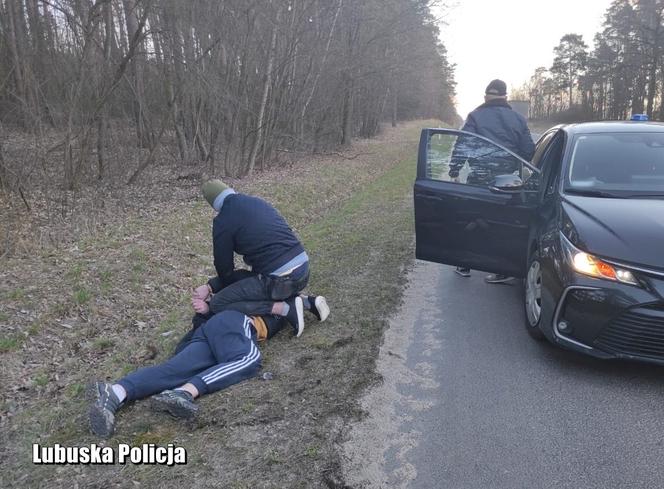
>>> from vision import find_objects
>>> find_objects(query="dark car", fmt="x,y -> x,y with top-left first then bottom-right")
414,122 -> 664,364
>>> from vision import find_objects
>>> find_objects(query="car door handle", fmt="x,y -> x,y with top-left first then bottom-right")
419,193 -> 445,201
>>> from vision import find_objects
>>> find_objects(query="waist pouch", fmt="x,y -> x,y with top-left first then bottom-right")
265,263 -> 310,300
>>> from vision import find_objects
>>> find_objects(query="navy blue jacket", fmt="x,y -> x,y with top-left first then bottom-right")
208,194 -> 304,290
449,99 -> 535,178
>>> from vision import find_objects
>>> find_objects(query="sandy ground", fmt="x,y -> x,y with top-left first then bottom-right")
341,260 -> 443,488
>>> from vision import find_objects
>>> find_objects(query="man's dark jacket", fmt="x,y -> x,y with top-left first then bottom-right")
208,193 -> 304,291
449,99 -> 535,178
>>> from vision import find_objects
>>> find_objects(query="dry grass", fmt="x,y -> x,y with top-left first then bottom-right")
0,120 -> 434,488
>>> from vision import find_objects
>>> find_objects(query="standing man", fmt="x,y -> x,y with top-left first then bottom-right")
191,180 -> 330,336
89,311 -> 285,438
449,79 -> 535,284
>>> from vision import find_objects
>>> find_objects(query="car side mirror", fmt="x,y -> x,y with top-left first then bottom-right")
490,174 -> 524,193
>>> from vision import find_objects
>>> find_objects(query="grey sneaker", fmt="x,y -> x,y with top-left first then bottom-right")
485,274 -> 514,284
455,267 -> 471,277
88,381 -> 123,438
150,389 -> 199,419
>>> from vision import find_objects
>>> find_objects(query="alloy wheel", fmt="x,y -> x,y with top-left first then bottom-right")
525,260 -> 542,327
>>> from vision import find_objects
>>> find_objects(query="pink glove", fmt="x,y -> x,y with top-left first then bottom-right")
192,284 -> 211,300
192,298 -> 210,315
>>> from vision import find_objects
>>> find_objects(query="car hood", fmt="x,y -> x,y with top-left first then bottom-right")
561,195 -> 664,271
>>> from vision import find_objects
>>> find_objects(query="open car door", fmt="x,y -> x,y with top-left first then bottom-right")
414,128 -> 541,278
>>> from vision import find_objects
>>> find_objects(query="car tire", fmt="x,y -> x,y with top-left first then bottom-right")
524,249 -> 546,341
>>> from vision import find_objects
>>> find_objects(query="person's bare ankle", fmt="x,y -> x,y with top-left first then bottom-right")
176,383 -> 199,399
271,302 -> 286,316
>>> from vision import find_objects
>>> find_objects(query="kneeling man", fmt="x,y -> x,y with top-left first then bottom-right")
88,310 -> 283,438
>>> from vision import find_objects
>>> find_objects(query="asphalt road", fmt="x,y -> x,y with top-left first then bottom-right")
343,260 -> 664,489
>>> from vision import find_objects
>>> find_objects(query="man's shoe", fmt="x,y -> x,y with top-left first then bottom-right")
308,295 -> 330,322
88,381 -> 123,438
455,267 -> 471,277
150,390 -> 199,419
485,274 -> 514,284
285,296 -> 305,337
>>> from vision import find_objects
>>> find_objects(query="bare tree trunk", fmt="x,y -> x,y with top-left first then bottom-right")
116,0 -> 129,53
194,98 -> 209,162
122,0 -> 153,148
646,44 -> 660,118
41,2 -> 56,52
659,69 -> 664,120
247,5 -> 280,176
340,10 -> 359,147
161,4 -> 190,163
391,85 -> 398,127
568,62 -> 574,109
300,0 -> 343,135
149,10 -> 163,64
6,0 -> 28,126
341,75 -> 353,146
0,140 -> 7,191
25,0 -> 45,81
96,0 -> 114,180
127,119 -> 169,184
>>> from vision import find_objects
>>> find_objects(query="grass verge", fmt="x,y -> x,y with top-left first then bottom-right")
0,121 -> 428,487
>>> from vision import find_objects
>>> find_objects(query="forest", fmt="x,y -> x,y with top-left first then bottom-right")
1,6 -> 455,485
517,0 -> 664,122
0,0 -> 458,194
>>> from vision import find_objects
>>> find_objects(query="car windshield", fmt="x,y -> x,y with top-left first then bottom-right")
566,132 -> 664,197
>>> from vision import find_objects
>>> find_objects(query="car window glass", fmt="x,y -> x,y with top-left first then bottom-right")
568,133 -> 664,194
426,132 -> 523,187
543,136 -> 564,196
531,131 -> 557,168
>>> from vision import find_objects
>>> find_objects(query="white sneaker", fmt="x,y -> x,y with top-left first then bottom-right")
286,296 -> 305,337
313,296 -> 330,322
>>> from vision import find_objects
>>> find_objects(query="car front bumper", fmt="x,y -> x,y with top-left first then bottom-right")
549,272 -> 664,365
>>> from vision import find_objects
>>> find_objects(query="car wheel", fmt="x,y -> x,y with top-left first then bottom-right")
524,249 -> 546,341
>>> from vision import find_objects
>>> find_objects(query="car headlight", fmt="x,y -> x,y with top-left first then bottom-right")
561,233 -> 638,286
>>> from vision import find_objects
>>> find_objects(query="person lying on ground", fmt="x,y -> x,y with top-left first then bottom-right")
191,179 -> 330,337
191,287 -> 329,339
88,311 -> 285,438
180,280 -> 327,355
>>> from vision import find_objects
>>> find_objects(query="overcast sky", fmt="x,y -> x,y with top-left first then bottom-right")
437,0 -> 615,118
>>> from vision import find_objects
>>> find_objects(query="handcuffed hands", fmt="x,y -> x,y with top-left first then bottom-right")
192,284 -> 211,301
191,298 -> 210,314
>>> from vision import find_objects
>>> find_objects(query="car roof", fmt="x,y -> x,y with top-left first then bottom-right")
559,121 -> 664,135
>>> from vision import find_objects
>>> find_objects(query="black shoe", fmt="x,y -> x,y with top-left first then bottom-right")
88,381 -> 123,438
150,389 -> 199,419
285,296 -> 305,337
485,274 -> 514,284
307,295 -> 330,322
455,267 -> 471,277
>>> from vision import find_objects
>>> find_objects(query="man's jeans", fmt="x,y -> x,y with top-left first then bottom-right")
176,265 -> 307,354
208,262 -> 309,316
